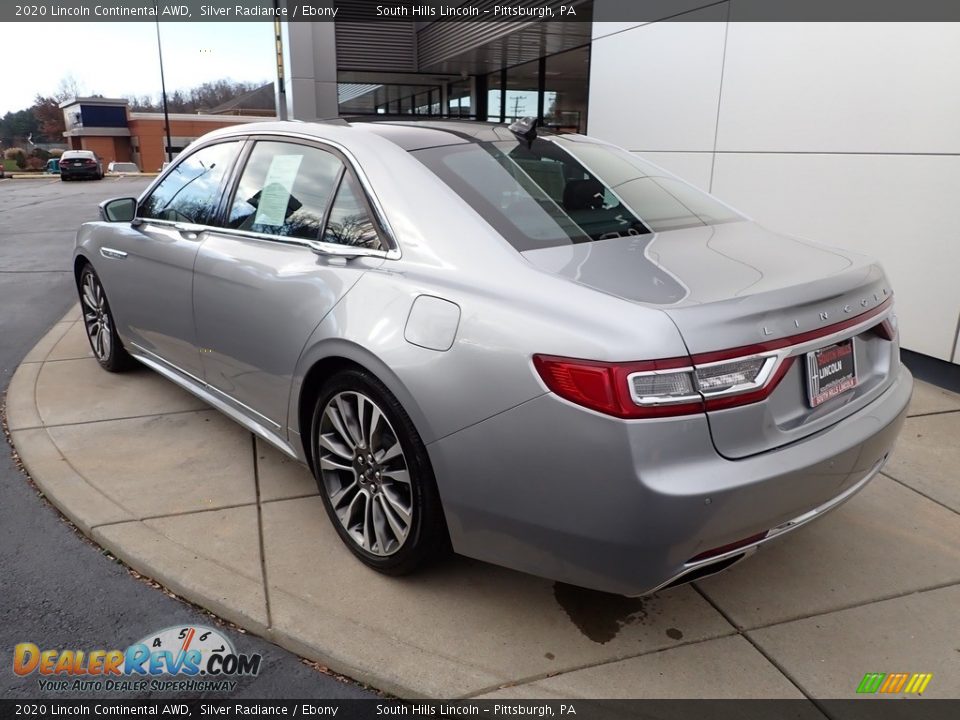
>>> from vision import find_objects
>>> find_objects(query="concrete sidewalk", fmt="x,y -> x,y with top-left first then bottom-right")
6,307 -> 960,699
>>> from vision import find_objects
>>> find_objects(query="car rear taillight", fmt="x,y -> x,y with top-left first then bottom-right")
533,351 -> 794,418
875,315 -> 898,341
532,355 -> 704,419
535,299 -> 896,419
629,352 -> 795,413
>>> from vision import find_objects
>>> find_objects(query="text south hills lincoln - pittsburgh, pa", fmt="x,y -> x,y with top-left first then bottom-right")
375,4 -> 579,18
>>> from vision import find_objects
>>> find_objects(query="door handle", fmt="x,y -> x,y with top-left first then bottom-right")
174,222 -> 206,238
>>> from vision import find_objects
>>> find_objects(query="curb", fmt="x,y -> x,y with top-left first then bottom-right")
4,315 -> 429,698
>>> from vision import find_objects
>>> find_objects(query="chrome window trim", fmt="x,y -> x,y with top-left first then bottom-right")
134,129 -> 403,260
137,216 -> 399,260
208,225 -> 400,261
205,129 -> 401,257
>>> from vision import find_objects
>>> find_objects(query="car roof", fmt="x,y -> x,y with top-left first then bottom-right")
202,118 -> 558,152
62,150 -> 95,156
343,118 -> 542,151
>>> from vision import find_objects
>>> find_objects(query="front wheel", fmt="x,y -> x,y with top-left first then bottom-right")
79,265 -> 135,372
310,369 -> 448,575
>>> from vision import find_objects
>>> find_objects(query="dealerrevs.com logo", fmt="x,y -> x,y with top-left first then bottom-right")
13,625 -> 261,693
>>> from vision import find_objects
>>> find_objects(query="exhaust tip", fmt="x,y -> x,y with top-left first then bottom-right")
664,553 -> 747,590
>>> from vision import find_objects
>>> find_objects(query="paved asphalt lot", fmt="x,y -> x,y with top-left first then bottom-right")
0,177 -> 373,699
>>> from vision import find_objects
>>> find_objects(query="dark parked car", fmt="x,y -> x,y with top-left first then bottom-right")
60,150 -> 103,181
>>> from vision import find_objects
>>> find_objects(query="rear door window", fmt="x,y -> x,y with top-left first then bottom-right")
225,140 -> 343,241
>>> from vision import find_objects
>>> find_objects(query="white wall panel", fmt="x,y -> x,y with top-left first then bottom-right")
588,20 -> 728,152
710,152 -> 960,361
637,151 -> 714,190
591,21 -> 646,40
716,23 -> 960,154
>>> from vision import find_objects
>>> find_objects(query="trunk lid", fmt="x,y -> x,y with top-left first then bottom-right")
523,221 -> 900,458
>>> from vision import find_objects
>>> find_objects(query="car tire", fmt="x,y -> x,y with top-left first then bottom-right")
60,175 -> 68,181
310,368 -> 448,575
78,265 -> 136,373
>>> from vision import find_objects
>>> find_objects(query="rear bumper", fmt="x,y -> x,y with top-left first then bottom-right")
61,167 -> 100,178
644,452 -> 887,595
428,365 -> 912,596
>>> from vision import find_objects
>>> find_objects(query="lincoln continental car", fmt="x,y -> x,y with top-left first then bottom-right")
73,119 -> 911,595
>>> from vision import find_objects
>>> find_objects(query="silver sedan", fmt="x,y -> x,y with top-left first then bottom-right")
74,119 -> 912,596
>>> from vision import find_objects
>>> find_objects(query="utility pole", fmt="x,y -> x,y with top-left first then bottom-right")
155,9 -> 174,164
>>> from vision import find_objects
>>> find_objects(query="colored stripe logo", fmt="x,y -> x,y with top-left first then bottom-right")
857,672 -> 933,694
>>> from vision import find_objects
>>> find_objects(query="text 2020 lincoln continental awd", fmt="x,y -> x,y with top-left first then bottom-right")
74,119 -> 912,596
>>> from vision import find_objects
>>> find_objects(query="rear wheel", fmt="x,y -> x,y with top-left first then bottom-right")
310,368 -> 447,575
79,265 -> 135,372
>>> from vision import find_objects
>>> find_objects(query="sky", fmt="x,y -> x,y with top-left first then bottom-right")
1,22 -> 276,115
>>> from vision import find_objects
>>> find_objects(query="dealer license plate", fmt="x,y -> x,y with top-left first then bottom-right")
806,338 -> 857,407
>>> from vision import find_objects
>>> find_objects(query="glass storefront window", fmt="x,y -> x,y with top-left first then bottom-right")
338,82 -> 441,116
448,80 -> 472,118
336,44 -> 589,124
504,59 -> 539,122
484,46 -> 589,130
487,73 -> 503,122
543,46 -> 590,133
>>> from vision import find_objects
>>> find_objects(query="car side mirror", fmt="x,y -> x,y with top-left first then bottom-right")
99,197 -> 138,223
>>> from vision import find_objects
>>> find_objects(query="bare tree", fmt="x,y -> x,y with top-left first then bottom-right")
55,75 -> 83,103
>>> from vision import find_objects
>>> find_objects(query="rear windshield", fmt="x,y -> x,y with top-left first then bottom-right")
413,137 -> 741,252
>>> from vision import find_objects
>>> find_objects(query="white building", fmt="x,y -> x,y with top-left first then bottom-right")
282,6 -> 960,366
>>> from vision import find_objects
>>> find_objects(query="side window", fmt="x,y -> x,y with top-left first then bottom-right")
226,141 -> 343,240
322,173 -> 384,250
139,142 -> 240,225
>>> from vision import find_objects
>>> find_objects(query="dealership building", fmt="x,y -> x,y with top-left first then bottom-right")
272,3 -> 960,368
59,95 -> 273,173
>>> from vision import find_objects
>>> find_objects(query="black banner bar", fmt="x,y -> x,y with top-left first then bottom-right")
5,0 -> 960,23
1,700 -> 959,720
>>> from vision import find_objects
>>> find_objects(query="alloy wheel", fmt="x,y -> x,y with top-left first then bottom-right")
81,272 -> 112,362
317,391 -> 414,556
